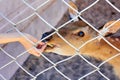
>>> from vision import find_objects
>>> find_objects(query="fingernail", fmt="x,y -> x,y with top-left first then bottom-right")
36,44 -> 42,49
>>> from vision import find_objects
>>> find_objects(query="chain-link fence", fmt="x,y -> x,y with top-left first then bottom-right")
0,0 -> 120,80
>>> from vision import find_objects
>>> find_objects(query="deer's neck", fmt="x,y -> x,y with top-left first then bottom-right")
80,40 -> 119,64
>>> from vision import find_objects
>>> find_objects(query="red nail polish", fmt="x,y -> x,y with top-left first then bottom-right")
36,44 -> 42,49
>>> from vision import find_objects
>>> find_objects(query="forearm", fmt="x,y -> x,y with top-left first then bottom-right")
0,33 -> 47,57
0,33 -> 22,44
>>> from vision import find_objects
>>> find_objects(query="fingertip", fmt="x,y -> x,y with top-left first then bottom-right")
34,53 -> 41,57
30,50 -> 41,57
40,42 -> 46,45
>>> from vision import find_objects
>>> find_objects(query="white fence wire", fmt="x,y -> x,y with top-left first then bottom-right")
0,0 -> 120,80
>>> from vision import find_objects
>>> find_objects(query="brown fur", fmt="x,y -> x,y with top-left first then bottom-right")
44,21 -> 120,78
68,1 -> 78,15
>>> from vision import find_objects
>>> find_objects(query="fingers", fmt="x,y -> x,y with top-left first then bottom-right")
36,42 -> 46,49
28,48 -> 40,57
28,42 -> 47,57
38,43 -> 47,52
20,33 -> 47,57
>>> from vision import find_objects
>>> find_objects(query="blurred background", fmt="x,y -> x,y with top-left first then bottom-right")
0,0 -> 120,80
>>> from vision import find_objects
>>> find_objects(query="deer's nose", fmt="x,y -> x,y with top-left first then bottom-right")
41,32 -> 53,42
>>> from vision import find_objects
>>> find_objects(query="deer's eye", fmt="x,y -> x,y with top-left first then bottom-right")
78,31 -> 85,37
41,32 -> 52,42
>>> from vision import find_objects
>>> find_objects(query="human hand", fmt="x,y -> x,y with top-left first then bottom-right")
20,33 -> 46,57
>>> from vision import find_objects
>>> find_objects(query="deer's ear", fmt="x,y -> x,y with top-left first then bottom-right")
68,1 -> 79,22
99,21 -> 120,38
104,21 -> 120,33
